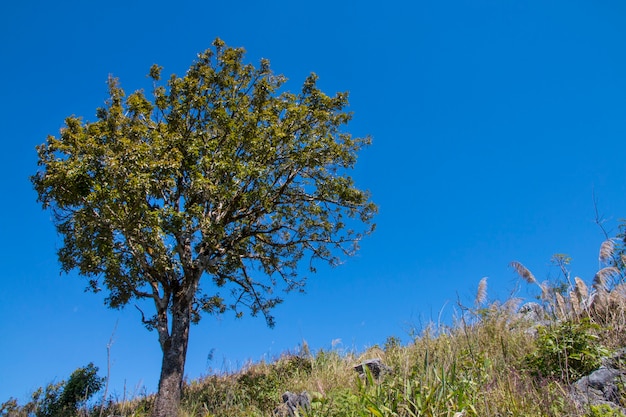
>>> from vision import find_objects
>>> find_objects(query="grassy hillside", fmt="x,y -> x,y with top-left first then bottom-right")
4,244 -> 626,417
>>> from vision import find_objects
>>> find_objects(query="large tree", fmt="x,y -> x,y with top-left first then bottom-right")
32,38 -> 376,417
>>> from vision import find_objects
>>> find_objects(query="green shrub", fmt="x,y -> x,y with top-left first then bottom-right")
525,319 -> 609,383
1,363 -> 103,417
236,368 -> 280,413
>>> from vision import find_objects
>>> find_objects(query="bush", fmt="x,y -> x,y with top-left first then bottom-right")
1,363 -> 103,417
525,319 -> 609,383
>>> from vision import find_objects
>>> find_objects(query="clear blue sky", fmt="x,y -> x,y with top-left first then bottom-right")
2,0 -> 626,404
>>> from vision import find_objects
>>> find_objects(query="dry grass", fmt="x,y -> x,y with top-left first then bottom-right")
6,242 -> 626,417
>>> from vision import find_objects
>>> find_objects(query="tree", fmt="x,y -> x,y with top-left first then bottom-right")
32,38 -> 376,417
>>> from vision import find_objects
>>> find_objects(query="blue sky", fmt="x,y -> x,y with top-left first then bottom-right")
2,0 -> 626,404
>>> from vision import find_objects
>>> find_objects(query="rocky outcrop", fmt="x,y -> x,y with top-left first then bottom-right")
571,349 -> 626,414
273,391 -> 310,417
516,302 -> 550,336
353,358 -> 392,379
518,302 -> 545,323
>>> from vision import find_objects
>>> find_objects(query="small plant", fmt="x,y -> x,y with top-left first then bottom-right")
585,404 -> 626,417
525,319 -> 609,383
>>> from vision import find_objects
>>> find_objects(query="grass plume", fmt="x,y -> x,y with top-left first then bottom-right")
510,261 -> 537,285
474,277 -> 488,306
599,238 -> 616,265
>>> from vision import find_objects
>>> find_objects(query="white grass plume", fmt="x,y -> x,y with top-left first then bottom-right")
475,277 -> 488,306
510,261 -> 536,285
574,277 -> 588,303
599,238 -> 616,265
593,266 -> 619,292
555,292 -> 567,319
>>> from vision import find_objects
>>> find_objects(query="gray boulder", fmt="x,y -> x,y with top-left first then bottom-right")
518,302 -> 545,323
516,302 -> 551,337
274,391 -> 310,417
353,358 -> 392,379
571,350 -> 626,414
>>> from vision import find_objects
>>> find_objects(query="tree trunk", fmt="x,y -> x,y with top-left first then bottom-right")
152,300 -> 191,417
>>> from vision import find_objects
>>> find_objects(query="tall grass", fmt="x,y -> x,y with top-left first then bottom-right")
4,241 -> 626,417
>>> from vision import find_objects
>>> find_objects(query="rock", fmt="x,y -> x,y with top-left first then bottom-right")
518,302 -> 545,323
353,358 -> 392,379
571,350 -> 626,414
273,391 -> 310,417
516,302 -> 550,336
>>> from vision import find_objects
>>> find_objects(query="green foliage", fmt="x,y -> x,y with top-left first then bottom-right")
31,37 -> 376,326
1,364 -> 103,417
585,404 -> 626,417
303,354 -> 480,417
235,355 -> 313,412
32,381 -> 67,417
383,336 -> 402,353
236,368 -> 281,412
525,319 -> 609,383
0,398 -> 19,416
58,363 -> 104,413
181,353 -> 313,416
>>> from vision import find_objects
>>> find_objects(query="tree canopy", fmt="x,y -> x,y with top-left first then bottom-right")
32,38 -> 376,416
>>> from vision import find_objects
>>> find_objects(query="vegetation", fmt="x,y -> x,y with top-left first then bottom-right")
4,239 -> 626,417
31,38 -> 375,416
1,363 -> 103,417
